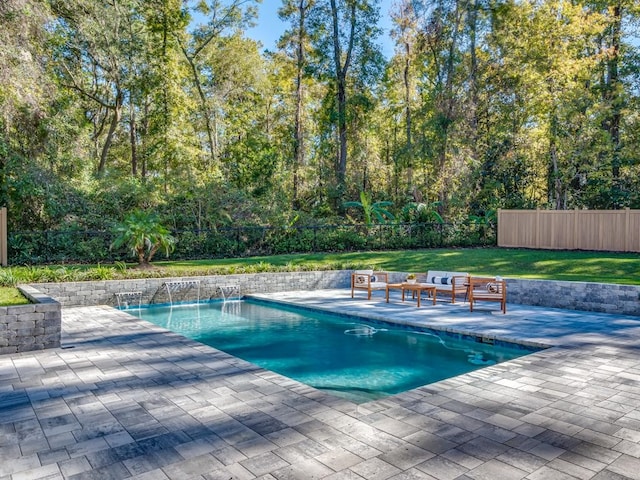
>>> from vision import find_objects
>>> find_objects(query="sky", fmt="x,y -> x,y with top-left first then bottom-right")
246,0 -> 396,58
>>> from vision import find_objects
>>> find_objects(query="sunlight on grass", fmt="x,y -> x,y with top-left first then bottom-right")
0,287 -> 30,306
1,248 -> 639,288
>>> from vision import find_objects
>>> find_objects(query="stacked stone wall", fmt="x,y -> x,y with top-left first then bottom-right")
29,270 -> 353,307
506,279 -> 640,316
27,271 -> 640,316
1,285 -> 61,354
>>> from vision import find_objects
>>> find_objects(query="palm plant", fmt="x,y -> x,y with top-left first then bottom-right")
111,210 -> 176,267
343,191 -> 395,225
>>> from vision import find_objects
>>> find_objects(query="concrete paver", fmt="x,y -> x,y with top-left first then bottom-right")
2,289 -> 640,479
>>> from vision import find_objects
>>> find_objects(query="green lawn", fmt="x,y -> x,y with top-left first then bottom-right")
154,248 -> 640,284
0,287 -> 29,306
1,247 -> 639,306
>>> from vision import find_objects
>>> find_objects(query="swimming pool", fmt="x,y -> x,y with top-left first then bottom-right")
130,299 -> 541,403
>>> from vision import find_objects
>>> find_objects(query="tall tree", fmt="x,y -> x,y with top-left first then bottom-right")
279,0 -> 315,208
589,0 -> 640,207
49,0 -> 135,174
0,0 -> 54,209
417,0 -> 466,212
309,0 -> 383,203
140,0 -> 192,189
390,0 -> 421,191
178,0 -> 260,168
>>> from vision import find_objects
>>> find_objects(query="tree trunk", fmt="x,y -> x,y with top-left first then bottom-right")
141,98 -> 149,179
97,90 -> 123,174
184,51 -> 217,166
436,0 -> 462,211
549,135 -> 564,209
292,0 -> 308,210
468,0 -> 479,159
330,0 -> 356,199
129,96 -> 138,176
336,78 -> 348,189
607,2 -> 622,207
403,40 -> 413,189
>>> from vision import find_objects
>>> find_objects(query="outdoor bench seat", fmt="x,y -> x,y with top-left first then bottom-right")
418,270 -> 469,303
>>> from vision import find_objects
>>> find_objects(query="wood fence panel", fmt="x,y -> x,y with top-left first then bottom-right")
497,208 -> 640,252
539,211 -> 575,249
629,210 -> 640,252
0,207 -> 6,266
497,210 -> 538,248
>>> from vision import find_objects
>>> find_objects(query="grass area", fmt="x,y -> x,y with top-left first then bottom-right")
154,248 -> 640,284
0,286 -> 29,306
1,247 -> 639,306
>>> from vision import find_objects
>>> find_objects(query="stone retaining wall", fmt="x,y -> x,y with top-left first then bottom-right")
29,270 -> 354,307
0,285 -> 61,354
26,271 -> 640,316
506,278 -> 640,316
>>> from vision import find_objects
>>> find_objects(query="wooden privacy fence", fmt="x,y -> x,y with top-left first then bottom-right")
1,207 -> 6,266
497,208 -> 640,252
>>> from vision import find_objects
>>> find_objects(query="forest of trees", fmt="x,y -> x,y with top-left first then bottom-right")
1,0 -> 639,245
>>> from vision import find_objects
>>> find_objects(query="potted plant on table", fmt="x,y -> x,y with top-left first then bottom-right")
406,273 -> 417,284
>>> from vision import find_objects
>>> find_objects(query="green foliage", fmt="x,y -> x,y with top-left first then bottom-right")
110,210 -> 176,265
315,227 -> 368,252
0,268 -> 18,287
1,0 -> 640,266
401,201 -> 444,224
343,191 -> 395,225
0,286 -> 29,306
468,209 -> 497,243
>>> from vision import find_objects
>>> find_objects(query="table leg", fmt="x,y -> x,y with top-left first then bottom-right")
416,288 -> 421,307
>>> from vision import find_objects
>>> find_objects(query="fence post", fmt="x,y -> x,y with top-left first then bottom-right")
535,208 -> 541,249
0,207 -> 6,266
496,209 -> 502,246
573,209 -> 579,250
625,207 -> 630,252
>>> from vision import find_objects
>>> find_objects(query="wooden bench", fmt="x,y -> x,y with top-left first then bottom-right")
468,277 -> 507,314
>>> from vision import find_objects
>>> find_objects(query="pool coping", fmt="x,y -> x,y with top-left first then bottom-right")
245,295 -> 551,352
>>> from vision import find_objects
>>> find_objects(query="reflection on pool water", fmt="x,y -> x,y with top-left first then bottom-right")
128,299 -> 542,403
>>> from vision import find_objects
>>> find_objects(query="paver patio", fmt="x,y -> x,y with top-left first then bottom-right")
2,288 -> 640,479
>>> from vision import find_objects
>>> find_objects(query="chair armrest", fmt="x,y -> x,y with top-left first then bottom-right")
451,275 -> 468,288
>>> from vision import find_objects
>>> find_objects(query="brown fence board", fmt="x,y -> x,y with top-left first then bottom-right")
498,208 -> 640,252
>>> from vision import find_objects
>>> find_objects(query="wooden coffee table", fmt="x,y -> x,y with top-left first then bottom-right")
386,283 -> 437,307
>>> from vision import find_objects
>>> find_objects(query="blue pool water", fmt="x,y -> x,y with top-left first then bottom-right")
130,299 -> 541,403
